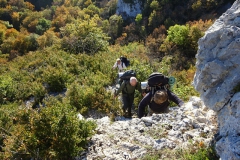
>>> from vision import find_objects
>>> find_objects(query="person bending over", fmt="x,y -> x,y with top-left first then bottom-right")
138,89 -> 184,118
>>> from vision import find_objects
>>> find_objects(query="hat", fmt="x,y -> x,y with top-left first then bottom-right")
116,58 -> 121,61
153,90 -> 168,104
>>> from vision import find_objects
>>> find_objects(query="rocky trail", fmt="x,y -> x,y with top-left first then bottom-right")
78,97 -> 218,160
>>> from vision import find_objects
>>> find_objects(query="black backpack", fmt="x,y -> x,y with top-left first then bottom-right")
120,56 -> 130,67
148,72 -> 169,87
145,73 -> 171,104
144,72 -> 170,94
118,70 -> 136,85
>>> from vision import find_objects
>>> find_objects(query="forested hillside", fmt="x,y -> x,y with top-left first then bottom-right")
0,0 -> 234,62
0,0 -> 235,159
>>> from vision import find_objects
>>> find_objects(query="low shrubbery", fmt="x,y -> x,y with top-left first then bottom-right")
0,99 -> 96,159
141,141 -> 218,160
0,41 -> 200,158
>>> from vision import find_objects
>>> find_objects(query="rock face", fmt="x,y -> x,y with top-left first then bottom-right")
116,0 -> 142,20
193,0 -> 240,159
79,97 -> 217,159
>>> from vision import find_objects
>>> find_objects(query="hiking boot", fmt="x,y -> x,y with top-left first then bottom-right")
125,112 -> 132,118
123,112 -> 132,119
122,108 -> 127,115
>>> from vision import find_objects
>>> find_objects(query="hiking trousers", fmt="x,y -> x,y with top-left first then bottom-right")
122,94 -> 134,117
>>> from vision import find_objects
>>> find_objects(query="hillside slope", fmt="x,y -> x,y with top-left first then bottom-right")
81,97 -> 217,159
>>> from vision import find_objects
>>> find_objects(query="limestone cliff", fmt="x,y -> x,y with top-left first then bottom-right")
194,0 -> 240,159
116,0 -> 142,20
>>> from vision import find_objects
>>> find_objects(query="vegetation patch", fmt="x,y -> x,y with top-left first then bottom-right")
141,141 -> 219,160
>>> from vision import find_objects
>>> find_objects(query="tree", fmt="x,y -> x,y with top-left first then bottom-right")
36,18 -> 51,35
3,32 -> 39,56
8,0 -> 25,10
83,4 -> 100,17
135,14 -> 147,43
0,0 -> 7,8
21,11 -> 42,33
25,0 -> 53,11
60,15 -> 109,54
167,24 -> 190,47
51,6 -> 76,32
108,14 -> 123,43
166,23 -> 205,58
11,11 -> 21,30
37,30 -> 60,49
0,23 -> 7,45
148,10 -> 161,30
150,0 -> 159,10
135,14 -> 142,25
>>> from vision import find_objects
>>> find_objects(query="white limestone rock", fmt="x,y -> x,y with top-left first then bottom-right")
193,0 -> 240,159
81,96 -> 217,159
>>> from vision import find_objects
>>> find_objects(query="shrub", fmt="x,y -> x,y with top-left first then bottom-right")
37,30 -> 61,49
141,142 -> 218,160
31,81 -> 47,107
60,15 -> 110,54
1,99 -> 97,159
171,67 -> 199,102
0,37 -> 15,54
167,24 -> 190,47
0,75 -> 15,104
66,78 -> 119,116
42,66 -> 69,92
36,18 -> 51,35
0,103 -> 21,159
176,141 -> 219,160
66,82 -> 95,114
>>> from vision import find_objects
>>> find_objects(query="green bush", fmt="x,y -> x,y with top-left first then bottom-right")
42,66 -> 69,92
66,79 -> 119,115
0,37 -> 15,54
167,24 -> 190,47
141,142 -> 218,160
66,82 -> 95,114
1,99 -> 97,159
36,18 -> 51,35
60,16 -> 109,54
31,81 -> 47,107
0,103 -> 21,159
0,75 -> 14,103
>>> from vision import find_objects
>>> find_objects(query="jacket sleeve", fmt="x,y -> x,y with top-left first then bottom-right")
115,81 -> 125,96
138,92 -> 151,118
167,90 -> 184,107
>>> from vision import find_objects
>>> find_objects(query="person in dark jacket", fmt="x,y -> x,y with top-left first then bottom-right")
115,77 -> 143,118
138,89 -> 184,118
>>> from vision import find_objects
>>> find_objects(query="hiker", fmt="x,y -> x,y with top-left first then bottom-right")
112,58 -> 126,72
114,77 -> 143,118
138,89 -> 184,118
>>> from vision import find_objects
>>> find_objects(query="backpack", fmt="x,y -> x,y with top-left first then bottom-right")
148,72 -> 169,88
146,72 -> 175,94
118,70 -> 136,85
120,56 -> 130,67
